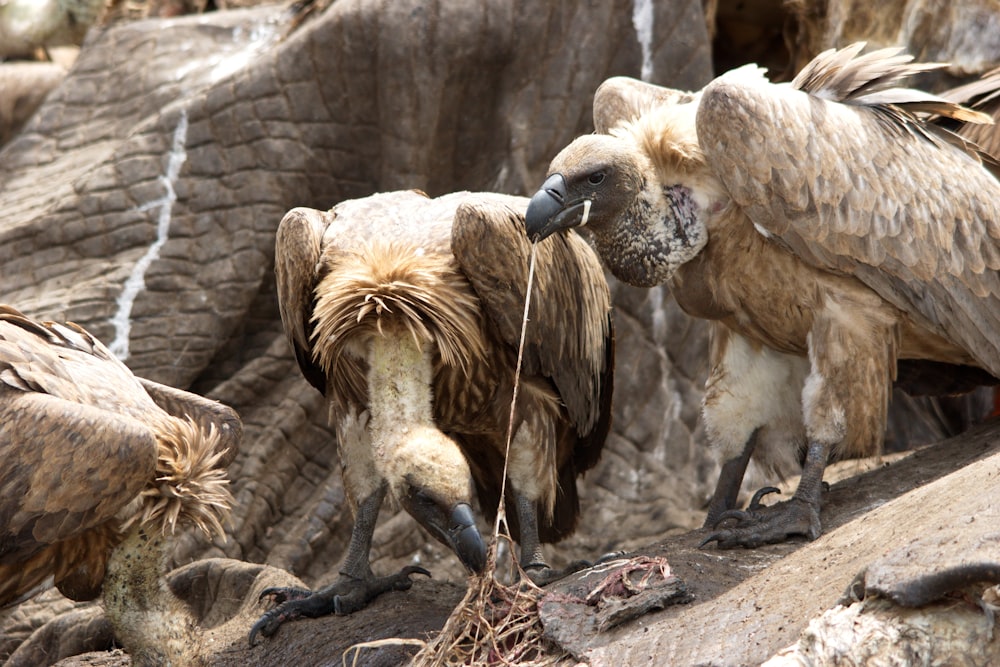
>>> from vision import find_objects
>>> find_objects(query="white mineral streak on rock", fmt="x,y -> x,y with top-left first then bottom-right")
108,109 -> 188,360
632,0 -> 654,82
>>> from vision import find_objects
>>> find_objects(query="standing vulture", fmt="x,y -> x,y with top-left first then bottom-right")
0,304 -> 240,662
524,43 -> 1000,549
252,190 -> 613,641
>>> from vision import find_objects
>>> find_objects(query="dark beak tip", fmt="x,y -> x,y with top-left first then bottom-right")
525,188 -> 565,242
450,503 -> 487,574
459,529 -> 487,574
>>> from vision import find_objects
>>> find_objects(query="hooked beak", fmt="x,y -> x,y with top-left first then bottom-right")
524,173 -> 590,243
403,494 -> 486,574
446,503 -> 487,574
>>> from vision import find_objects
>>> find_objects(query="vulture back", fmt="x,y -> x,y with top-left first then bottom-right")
275,190 -> 614,545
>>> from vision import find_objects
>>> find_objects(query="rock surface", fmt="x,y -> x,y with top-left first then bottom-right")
1,2 -> 999,665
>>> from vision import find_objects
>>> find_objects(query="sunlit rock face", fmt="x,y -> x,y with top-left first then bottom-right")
1,1 -> 996,664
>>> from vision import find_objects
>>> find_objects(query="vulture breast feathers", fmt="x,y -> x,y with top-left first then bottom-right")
525,43 -> 1000,549
274,190 -> 613,575
0,305 -> 240,607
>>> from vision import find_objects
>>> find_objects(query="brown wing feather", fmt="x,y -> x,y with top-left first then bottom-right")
593,76 -> 698,134
945,67 -> 1000,165
0,391 -> 157,603
697,52 -> 1000,376
274,207 -> 329,395
451,195 -> 614,463
0,306 -> 236,604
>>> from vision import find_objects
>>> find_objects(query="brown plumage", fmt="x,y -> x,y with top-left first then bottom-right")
252,190 -> 613,641
0,0 -> 105,59
524,43 -> 1000,549
0,305 -> 239,660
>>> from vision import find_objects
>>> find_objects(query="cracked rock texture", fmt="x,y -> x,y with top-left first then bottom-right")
1,1 -> 997,665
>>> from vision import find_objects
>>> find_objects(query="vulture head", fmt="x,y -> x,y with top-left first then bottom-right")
525,96 -> 727,287
379,423 -> 486,574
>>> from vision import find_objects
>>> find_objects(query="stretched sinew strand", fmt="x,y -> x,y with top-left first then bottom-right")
493,243 -> 540,544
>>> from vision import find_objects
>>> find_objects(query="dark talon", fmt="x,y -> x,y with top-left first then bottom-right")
248,567 -> 432,645
256,586 -> 311,606
748,486 -> 780,509
595,550 -> 628,565
398,565 -> 432,580
249,607 -> 294,647
710,487 -> 782,529
523,559 -> 591,586
698,531 -> 724,549
249,616 -> 267,647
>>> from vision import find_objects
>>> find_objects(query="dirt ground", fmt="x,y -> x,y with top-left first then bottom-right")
44,417 -> 1000,667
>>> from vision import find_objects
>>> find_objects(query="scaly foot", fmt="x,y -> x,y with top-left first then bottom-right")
699,487 -> 820,549
523,559 -> 591,587
248,565 -> 430,645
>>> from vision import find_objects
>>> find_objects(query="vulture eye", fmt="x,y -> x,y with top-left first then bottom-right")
587,171 -> 606,186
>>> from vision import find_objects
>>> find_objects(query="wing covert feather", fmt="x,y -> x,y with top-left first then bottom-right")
697,69 -> 1000,374
0,391 -> 156,561
593,76 -> 698,134
274,207 -> 329,394
451,196 -> 613,439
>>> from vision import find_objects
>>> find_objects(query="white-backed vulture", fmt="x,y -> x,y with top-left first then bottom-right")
0,0 -> 104,59
252,190 -> 613,641
0,304 -> 240,663
524,44 -> 1000,549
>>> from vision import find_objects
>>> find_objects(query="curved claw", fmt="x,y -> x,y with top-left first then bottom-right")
249,621 -> 263,648
709,487 -> 783,529
524,559 -> 591,587
256,586 -> 311,606
398,565 -> 432,580
712,508 -> 753,525
698,531 -> 725,549
249,606 -> 290,647
748,486 -> 781,510
595,550 -> 628,565
249,587 -> 314,647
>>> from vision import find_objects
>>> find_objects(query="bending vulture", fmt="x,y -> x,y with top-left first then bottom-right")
253,190 -> 613,640
0,305 -> 240,662
525,43 -> 1000,549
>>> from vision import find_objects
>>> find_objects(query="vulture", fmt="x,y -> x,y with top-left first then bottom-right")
0,0 -> 105,59
0,305 -> 240,662
524,43 -> 1000,549
252,189 -> 613,641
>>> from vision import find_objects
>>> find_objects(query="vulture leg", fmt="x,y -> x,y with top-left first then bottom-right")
248,484 -> 429,645
701,301 -> 894,548
700,440 -> 826,548
514,491 -> 547,571
515,492 -> 589,586
702,428 -> 759,527
700,326 -> 811,542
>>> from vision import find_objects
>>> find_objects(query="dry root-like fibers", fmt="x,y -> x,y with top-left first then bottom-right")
409,529 -> 569,667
